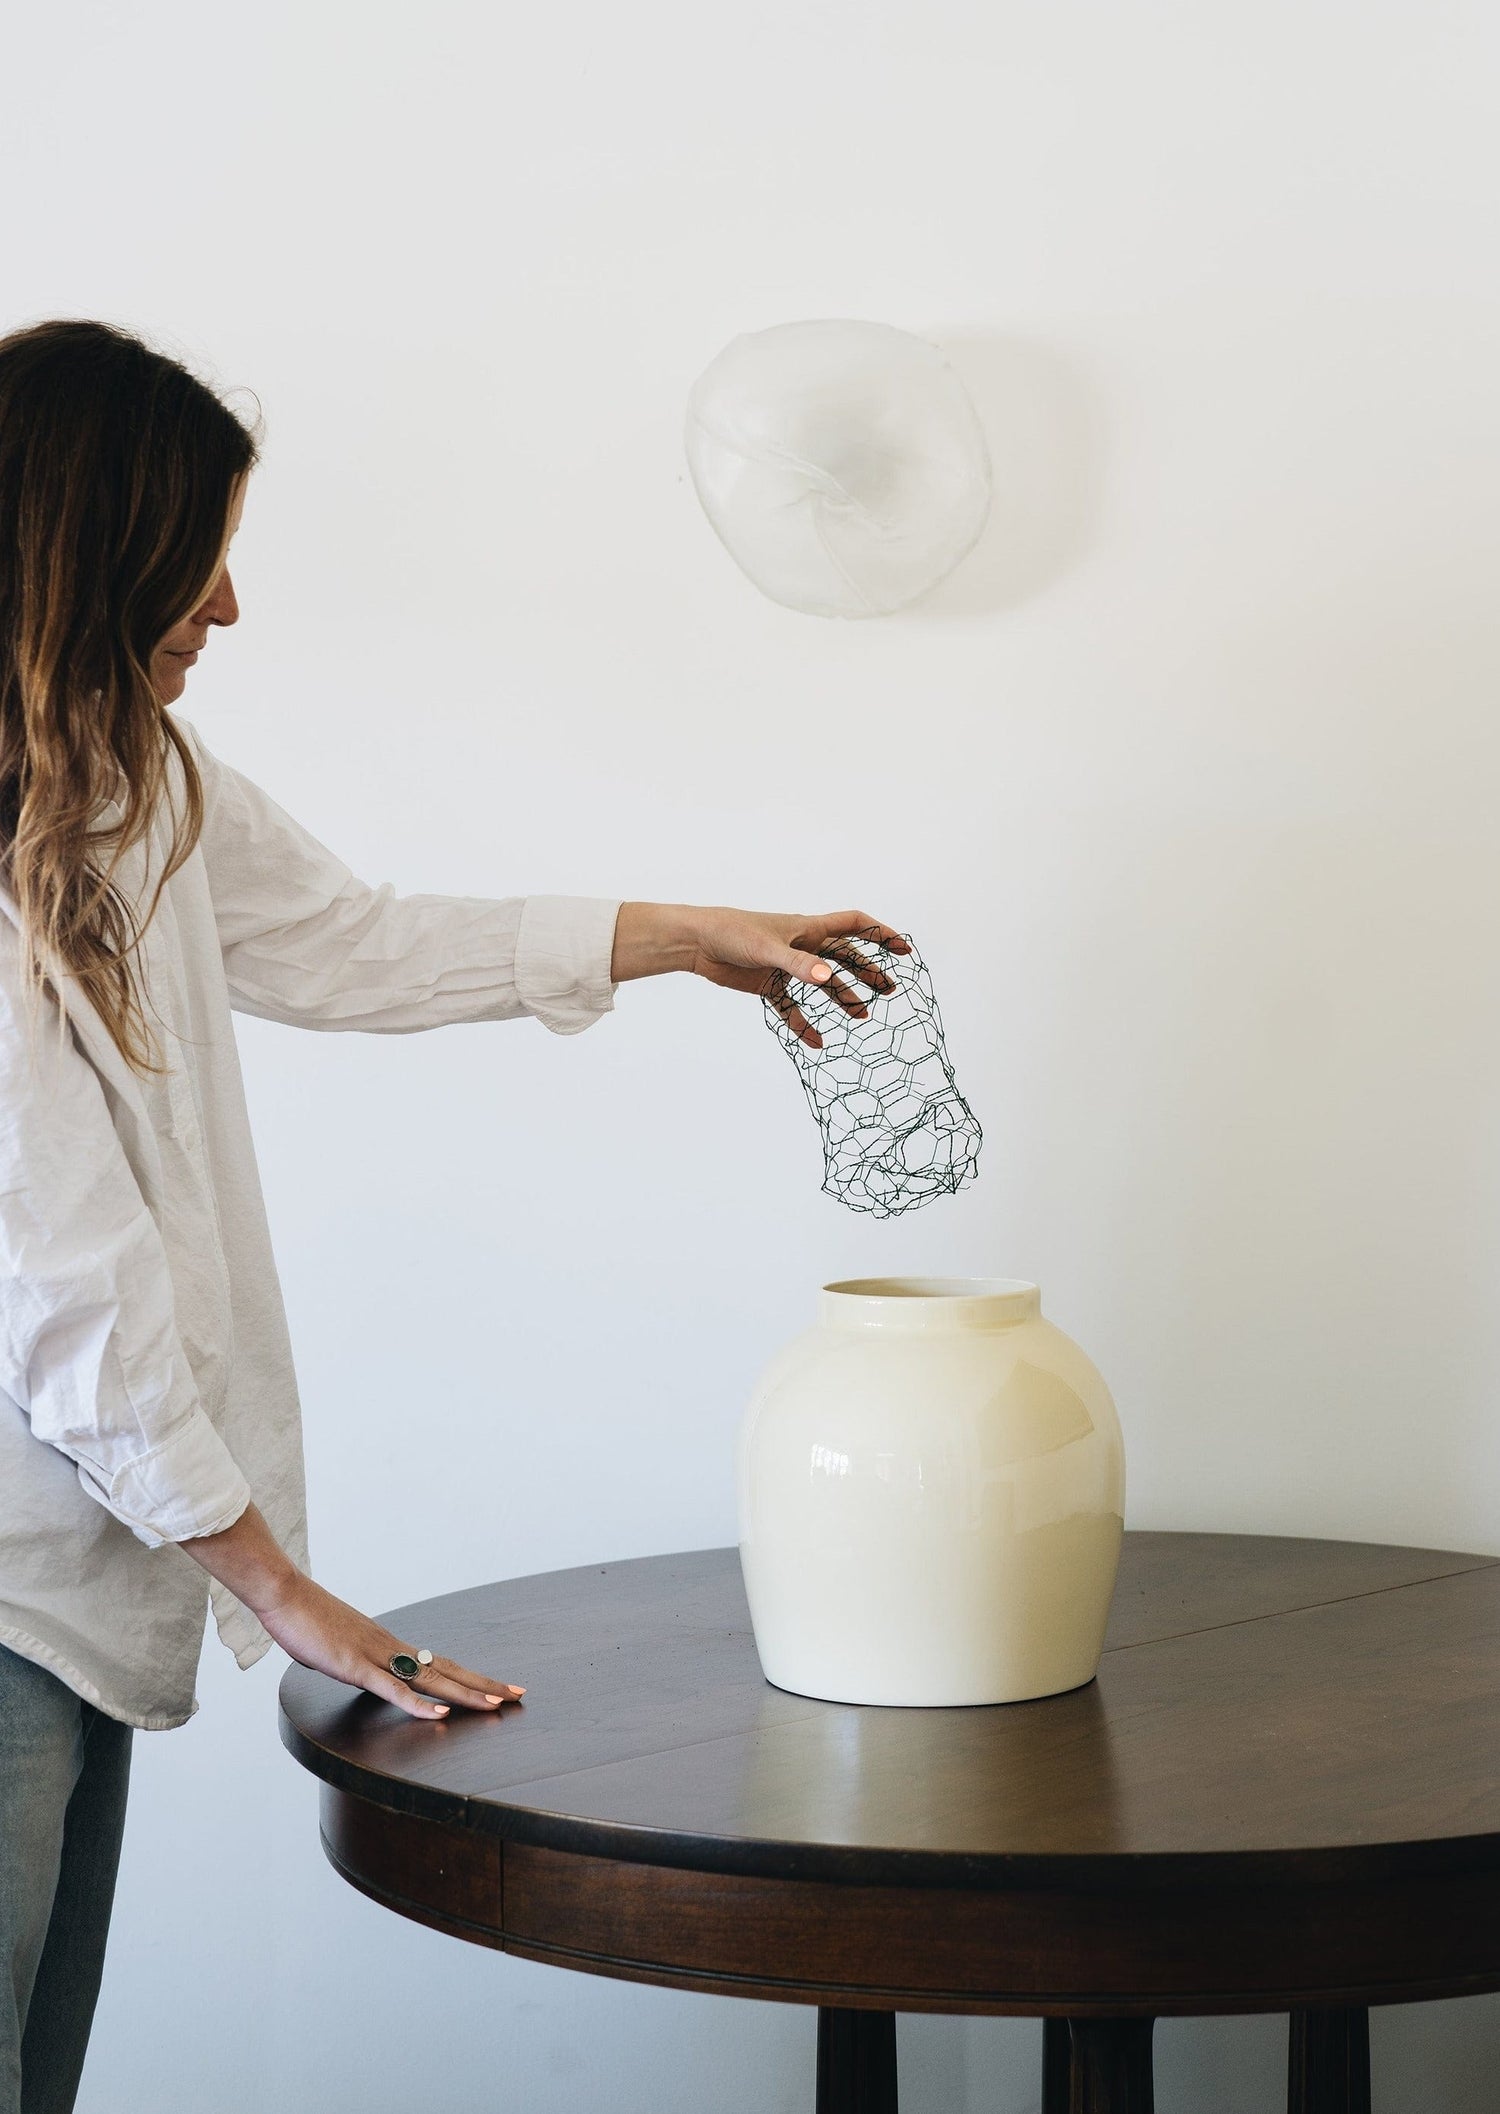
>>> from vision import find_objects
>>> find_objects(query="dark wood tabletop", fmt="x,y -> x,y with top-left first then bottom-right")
279,1532 -> 1500,2114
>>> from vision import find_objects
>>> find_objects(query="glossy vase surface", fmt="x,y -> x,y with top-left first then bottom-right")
737,1277 -> 1125,1707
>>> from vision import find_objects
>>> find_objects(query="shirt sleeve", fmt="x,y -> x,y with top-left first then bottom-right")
186,727 -> 621,1036
0,932 -> 252,1550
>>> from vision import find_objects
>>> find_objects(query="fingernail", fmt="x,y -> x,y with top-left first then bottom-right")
431,1704 -> 449,1716
485,1693 -> 505,1705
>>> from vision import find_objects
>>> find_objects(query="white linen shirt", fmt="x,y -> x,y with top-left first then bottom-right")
0,722 -> 619,1730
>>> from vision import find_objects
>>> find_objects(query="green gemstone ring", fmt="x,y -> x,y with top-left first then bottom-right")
388,1648 -> 435,1684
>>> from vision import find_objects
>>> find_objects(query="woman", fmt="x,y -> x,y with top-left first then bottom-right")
0,319 -> 900,2114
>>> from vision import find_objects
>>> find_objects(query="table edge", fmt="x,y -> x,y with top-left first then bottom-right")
278,1531 -> 1500,1892
277,1705 -> 1500,1891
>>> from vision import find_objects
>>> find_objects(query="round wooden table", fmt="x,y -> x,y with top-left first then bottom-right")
278,1532 -> 1500,2113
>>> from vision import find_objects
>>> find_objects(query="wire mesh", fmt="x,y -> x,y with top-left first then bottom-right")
764,930 -> 982,1218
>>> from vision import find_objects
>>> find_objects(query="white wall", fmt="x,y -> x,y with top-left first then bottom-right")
6,1 -> 1500,2106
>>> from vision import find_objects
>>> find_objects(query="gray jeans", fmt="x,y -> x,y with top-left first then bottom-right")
0,1645 -> 132,2114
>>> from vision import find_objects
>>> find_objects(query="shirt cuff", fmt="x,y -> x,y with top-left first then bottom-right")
514,896 -> 621,1036
94,1411 -> 254,1550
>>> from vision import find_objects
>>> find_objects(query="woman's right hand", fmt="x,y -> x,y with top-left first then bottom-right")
254,1570 -> 523,1721
182,1501 -> 524,1720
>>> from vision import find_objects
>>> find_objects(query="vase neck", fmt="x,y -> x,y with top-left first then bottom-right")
820,1278 -> 1041,1332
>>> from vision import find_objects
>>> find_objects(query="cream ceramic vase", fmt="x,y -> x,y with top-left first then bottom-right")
738,1278 -> 1125,1707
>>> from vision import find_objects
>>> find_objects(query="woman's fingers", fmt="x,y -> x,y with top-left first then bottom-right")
777,943 -> 892,1018
796,911 -> 910,957
374,1667 -> 451,1720
818,940 -> 895,1000
821,971 -> 870,1020
780,919 -> 906,1000
410,1670 -> 499,1711
685,906 -> 909,1047
414,1656 -> 526,1710
817,934 -> 899,995
778,945 -> 883,1001
447,1659 -> 525,1702
380,1643 -> 525,1713
767,975 -> 823,1050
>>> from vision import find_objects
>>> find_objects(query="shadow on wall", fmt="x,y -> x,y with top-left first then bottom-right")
909,332 -> 1109,619
1019,811 -> 1500,1552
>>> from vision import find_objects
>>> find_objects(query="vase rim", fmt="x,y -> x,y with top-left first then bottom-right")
820,1276 -> 1040,1328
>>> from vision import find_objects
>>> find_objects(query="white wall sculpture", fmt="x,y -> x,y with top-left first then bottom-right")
685,319 -> 992,618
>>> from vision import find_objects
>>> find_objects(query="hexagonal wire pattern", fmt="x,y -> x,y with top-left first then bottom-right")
764,931 -> 982,1217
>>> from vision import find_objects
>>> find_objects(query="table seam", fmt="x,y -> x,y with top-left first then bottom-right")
343,1561 -> 1500,1812
1102,1556 -> 1500,1657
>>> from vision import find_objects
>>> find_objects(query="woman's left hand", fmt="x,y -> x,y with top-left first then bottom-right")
610,903 -> 909,1049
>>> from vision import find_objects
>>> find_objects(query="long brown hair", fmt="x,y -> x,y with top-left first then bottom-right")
0,319 -> 258,1069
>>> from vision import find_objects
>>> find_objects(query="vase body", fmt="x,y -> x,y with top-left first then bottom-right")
738,1278 -> 1125,1707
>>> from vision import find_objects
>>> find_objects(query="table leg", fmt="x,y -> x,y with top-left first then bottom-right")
816,2008 -> 897,2114
1287,2008 -> 1371,2114
1042,2019 -> 1072,2114
1064,2018 -> 1155,2114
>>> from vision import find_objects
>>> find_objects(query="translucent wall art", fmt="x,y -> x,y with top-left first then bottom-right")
686,319 -> 991,618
